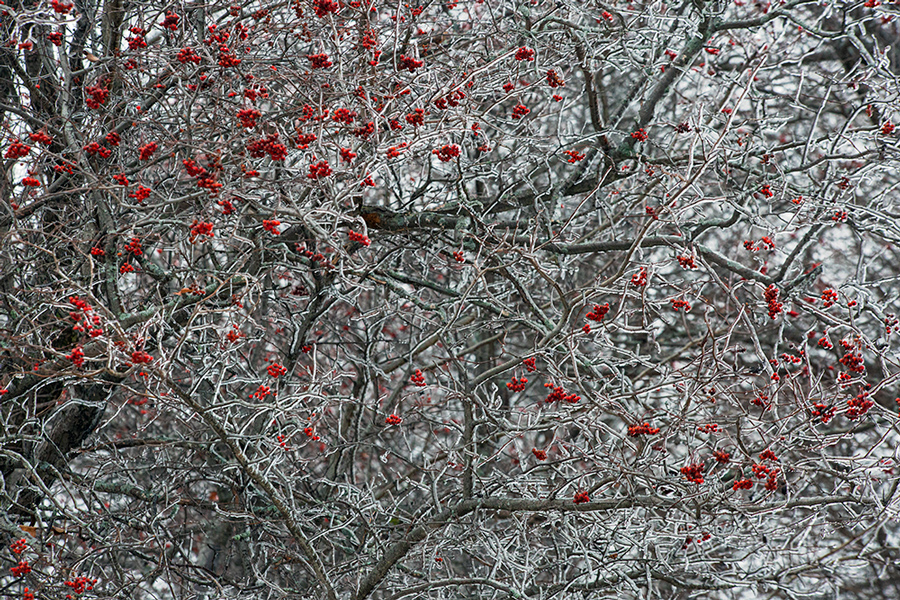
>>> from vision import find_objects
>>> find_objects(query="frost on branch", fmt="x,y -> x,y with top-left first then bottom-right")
3,1 -> 900,599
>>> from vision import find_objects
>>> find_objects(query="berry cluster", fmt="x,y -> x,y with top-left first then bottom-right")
225,325 -> 243,344
759,449 -> 778,462
64,575 -> 98,596
348,230 -> 371,246
267,363 -> 287,378
585,303 -> 610,322
332,108 -> 357,124
811,403 -> 836,423
544,383 -> 580,404
237,108 -> 261,128
506,376 -> 527,392
749,463 -> 780,491
128,26 -> 148,50
84,84 -> 109,109
398,55 -> 424,71
546,70 -> 564,88
564,149 -> 585,163
296,244 -> 327,264
138,142 -> 157,160
433,90 -> 466,110
67,345 -> 85,367
307,160 -> 332,179
131,350 -> 153,364
821,288 -> 839,308
432,144 -> 460,162
177,47 -> 201,64
5,140 -> 31,159
247,134 -> 288,161
764,285 -> 782,319
352,122 -> 376,139
511,104 -> 530,119
627,422 -> 660,436
838,342 -> 865,374
296,132 -> 317,149
680,463 -> 705,484
124,237 -> 143,256
406,108 -> 426,127
189,220 -> 214,243
250,385 -> 273,400
671,298 -> 691,312
514,47 -> 535,61
340,147 -> 356,163
677,255 -> 696,269
217,45 -> 241,67
631,267 -> 648,287
130,185 -> 151,203
84,141 -> 112,158
752,394 -> 772,410
846,391 -> 874,419
10,560 -> 31,577
307,53 -> 332,69
743,236 -> 776,252
70,296 -> 103,337
161,10 -> 180,30
312,0 -> 340,17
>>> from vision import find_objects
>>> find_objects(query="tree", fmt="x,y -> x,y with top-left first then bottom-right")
2,0 -> 900,597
